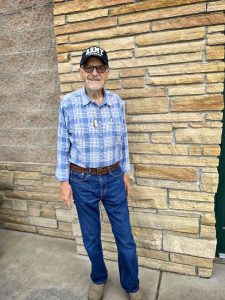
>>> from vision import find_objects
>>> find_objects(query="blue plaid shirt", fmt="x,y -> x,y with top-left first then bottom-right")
56,87 -> 130,181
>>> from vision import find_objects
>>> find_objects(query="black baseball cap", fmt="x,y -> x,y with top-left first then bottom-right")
80,46 -> 109,66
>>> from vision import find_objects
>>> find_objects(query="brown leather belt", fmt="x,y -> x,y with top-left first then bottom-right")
70,161 -> 120,175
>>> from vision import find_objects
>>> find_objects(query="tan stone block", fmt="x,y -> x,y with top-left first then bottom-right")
29,216 -> 57,228
152,12 -> 225,31
112,52 -> 202,69
148,62 -> 225,76
120,68 -> 145,78
14,179 -> 42,186
168,84 -> 205,96
128,113 -> 203,123
60,83 -> 72,93
109,50 -> 133,60
12,199 -> 27,211
130,144 -> 188,155
208,1 -> 225,12
40,206 -> 56,219
56,208 -> 73,222
28,204 -> 41,217
128,134 -> 149,143
67,9 -> 108,23
205,121 -> 223,128
198,268 -> 213,278
6,163 -> 42,172
3,223 -> 37,233
54,0 -> 133,15
201,213 -> 215,225
170,200 -> 214,212
172,95 -> 224,112
116,87 -> 166,99
208,25 -> 225,33
55,18 -> 117,36
126,98 -> 168,114
58,221 -> 73,232
163,232 -> 216,258
99,37 -> 135,52
175,127 -> 222,144
130,212 -> 198,233
132,227 -> 162,250
25,186 -> 59,194
189,145 -> 202,156
58,62 -> 71,74
135,164 -> 196,182
105,80 -> 121,90
200,225 -> 216,239
4,190 -> 29,200
206,112 -> 223,120
201,173 -> 218,193
203,145 -> 221,156
57,53 -> 70,63
169,190 -> 214,202
0,213 -> 29,225
13,171 -> 41,180
137,248 -> 169,261
37,227 -> 75,239
59,73 -> 80,83
151,133 -> 173,144
30,192 -> 60,202
138,256 -> 196,276
206,45 -> 224,60
0,200 -> 12,209
207,72 -> 224,83
127,123 -> 172,133
136,27 -> 205,46
136,41 -> 204,58
54,15 -> 65,26
170,253 -> 213,268
208,33 -> 225,45
131,154 -> 219,167
123,78 -> 144,89
57,42 -> 97,54
129,185 -> 167,209
148,74 -> 204,86
207,83 -> 224,93
69,23 -> 149,43
111,0 -> 205,16
119,3 -> 205,25
0,170 -> 13,189
56,35 -> 68,44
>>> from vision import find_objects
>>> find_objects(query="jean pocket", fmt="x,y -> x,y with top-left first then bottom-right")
109,166 -> 123,178
69,170 -> 90,182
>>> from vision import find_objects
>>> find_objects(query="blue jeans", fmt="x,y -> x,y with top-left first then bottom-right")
69,166 -> 139,293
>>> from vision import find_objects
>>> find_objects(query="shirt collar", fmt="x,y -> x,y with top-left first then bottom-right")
81,87 -> 112,106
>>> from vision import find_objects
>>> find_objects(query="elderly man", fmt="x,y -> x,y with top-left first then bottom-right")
56,46 -> 145,300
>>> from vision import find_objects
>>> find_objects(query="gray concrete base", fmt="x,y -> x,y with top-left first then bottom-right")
0,229 -> 158,300
1,229 -> 225,300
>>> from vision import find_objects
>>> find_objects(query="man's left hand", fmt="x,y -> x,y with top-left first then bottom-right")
123,174 -> 131,197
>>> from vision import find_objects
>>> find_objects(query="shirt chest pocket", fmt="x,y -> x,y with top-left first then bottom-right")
104,117 -> 123,139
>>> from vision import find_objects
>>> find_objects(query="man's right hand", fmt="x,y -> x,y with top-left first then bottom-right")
60,181 -> 73,209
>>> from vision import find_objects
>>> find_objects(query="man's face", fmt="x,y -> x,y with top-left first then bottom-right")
79,56 -> 109,92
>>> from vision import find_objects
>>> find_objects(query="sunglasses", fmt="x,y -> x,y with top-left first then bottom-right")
81,65 -> 108,74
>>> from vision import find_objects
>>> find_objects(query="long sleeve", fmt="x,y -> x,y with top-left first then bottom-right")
119,101 -> 130,174
55,102 -> 71,181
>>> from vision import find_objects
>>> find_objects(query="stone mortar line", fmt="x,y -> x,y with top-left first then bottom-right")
155,271 -> 162,300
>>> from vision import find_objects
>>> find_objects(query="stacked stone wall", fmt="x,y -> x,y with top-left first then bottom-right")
0,2 -> 75,240
53,0 -> 225,277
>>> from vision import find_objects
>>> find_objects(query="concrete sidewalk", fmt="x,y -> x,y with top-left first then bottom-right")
0,229 -> 224,300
